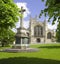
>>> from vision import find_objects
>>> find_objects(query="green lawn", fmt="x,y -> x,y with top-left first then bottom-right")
0,43 -> 60,64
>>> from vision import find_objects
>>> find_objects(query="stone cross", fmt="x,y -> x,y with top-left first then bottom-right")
19,6 -> 26,28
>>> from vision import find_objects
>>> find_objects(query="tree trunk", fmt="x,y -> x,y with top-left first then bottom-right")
1,42 -> 4,47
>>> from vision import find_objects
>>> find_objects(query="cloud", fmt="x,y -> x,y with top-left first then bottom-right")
16,2 -> 30,18
16,2 -> 30,28
47,21 -> 58,30
14,2 -> 58,32
23,20 -> 29,28
12,20 -> 29,33
15,17 -> 29,28
12,2 -> 30,32
16,19 -> 29,28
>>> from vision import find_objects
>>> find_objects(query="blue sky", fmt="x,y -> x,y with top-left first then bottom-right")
14,0 -> 46,21
13,0 -> 57,31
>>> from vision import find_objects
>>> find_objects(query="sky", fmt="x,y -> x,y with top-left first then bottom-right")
14,0 -> 45,20
13,0 -> 57,32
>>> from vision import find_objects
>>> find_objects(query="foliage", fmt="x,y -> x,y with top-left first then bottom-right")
39,0 -> 60,24
0,0 -> 19,29
40,0 -> 60,42
0,0 -> 20,46
0,29 -> 15,47
56,21 -> 60,42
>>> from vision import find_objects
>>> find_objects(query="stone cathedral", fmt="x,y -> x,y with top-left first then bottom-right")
28,17 -> 55,44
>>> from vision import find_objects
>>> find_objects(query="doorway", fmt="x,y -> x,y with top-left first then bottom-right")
37,38 -> 41,43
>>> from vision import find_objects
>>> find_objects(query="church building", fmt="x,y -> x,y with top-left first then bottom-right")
28,16 -> 55,44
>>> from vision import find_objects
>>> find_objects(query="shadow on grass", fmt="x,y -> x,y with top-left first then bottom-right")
0,57 -> 60,64
38,46 -> 60,49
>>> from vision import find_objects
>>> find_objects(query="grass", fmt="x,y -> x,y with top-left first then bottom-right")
0,43 -> 60,64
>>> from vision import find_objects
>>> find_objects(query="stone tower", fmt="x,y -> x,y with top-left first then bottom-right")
29,16 -> 44,43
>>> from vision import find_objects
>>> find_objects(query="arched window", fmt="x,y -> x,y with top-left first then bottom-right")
47,32 -> 51,39
34,25 -> 43,37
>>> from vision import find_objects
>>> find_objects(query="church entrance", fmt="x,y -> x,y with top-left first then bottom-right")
37,38 -> 41,43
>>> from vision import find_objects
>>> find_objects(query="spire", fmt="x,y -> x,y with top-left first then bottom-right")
35,15 -> 38,20
44,17 -> 47,26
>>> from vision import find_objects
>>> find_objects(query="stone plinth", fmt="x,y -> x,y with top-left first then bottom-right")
14,27 -> 29,49
12,44 -> 29,49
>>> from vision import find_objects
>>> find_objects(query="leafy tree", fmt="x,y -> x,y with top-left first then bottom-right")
0,0 -> 20,46
56,22 -> 60,42
40,0 -> 60,42
0,0 -> 19,29
0,29 -> 15,47
39,0 -> 60,24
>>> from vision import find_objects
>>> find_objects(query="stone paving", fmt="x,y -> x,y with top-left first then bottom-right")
0,48 -> 39,53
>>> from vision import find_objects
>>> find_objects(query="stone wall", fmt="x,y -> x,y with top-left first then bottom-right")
29,17 -> 56,44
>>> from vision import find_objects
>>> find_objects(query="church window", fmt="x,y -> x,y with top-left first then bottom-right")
34,26 -> 43,37
47,32 -> 51,39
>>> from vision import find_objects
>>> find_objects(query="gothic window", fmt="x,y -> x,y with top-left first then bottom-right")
40,26 -> 43,36
34,25 -> 43,37
47,32 -> 51,39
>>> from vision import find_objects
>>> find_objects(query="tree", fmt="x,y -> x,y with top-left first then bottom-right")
56,22 -> 60,42
39,0 -> 60,24
0,0 -> 19,29
0,29 -> 15,47
0,0 -> 20,46
40,0 -> 60,42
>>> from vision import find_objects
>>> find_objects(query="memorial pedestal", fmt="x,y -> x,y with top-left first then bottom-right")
13,27 -> 29,49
